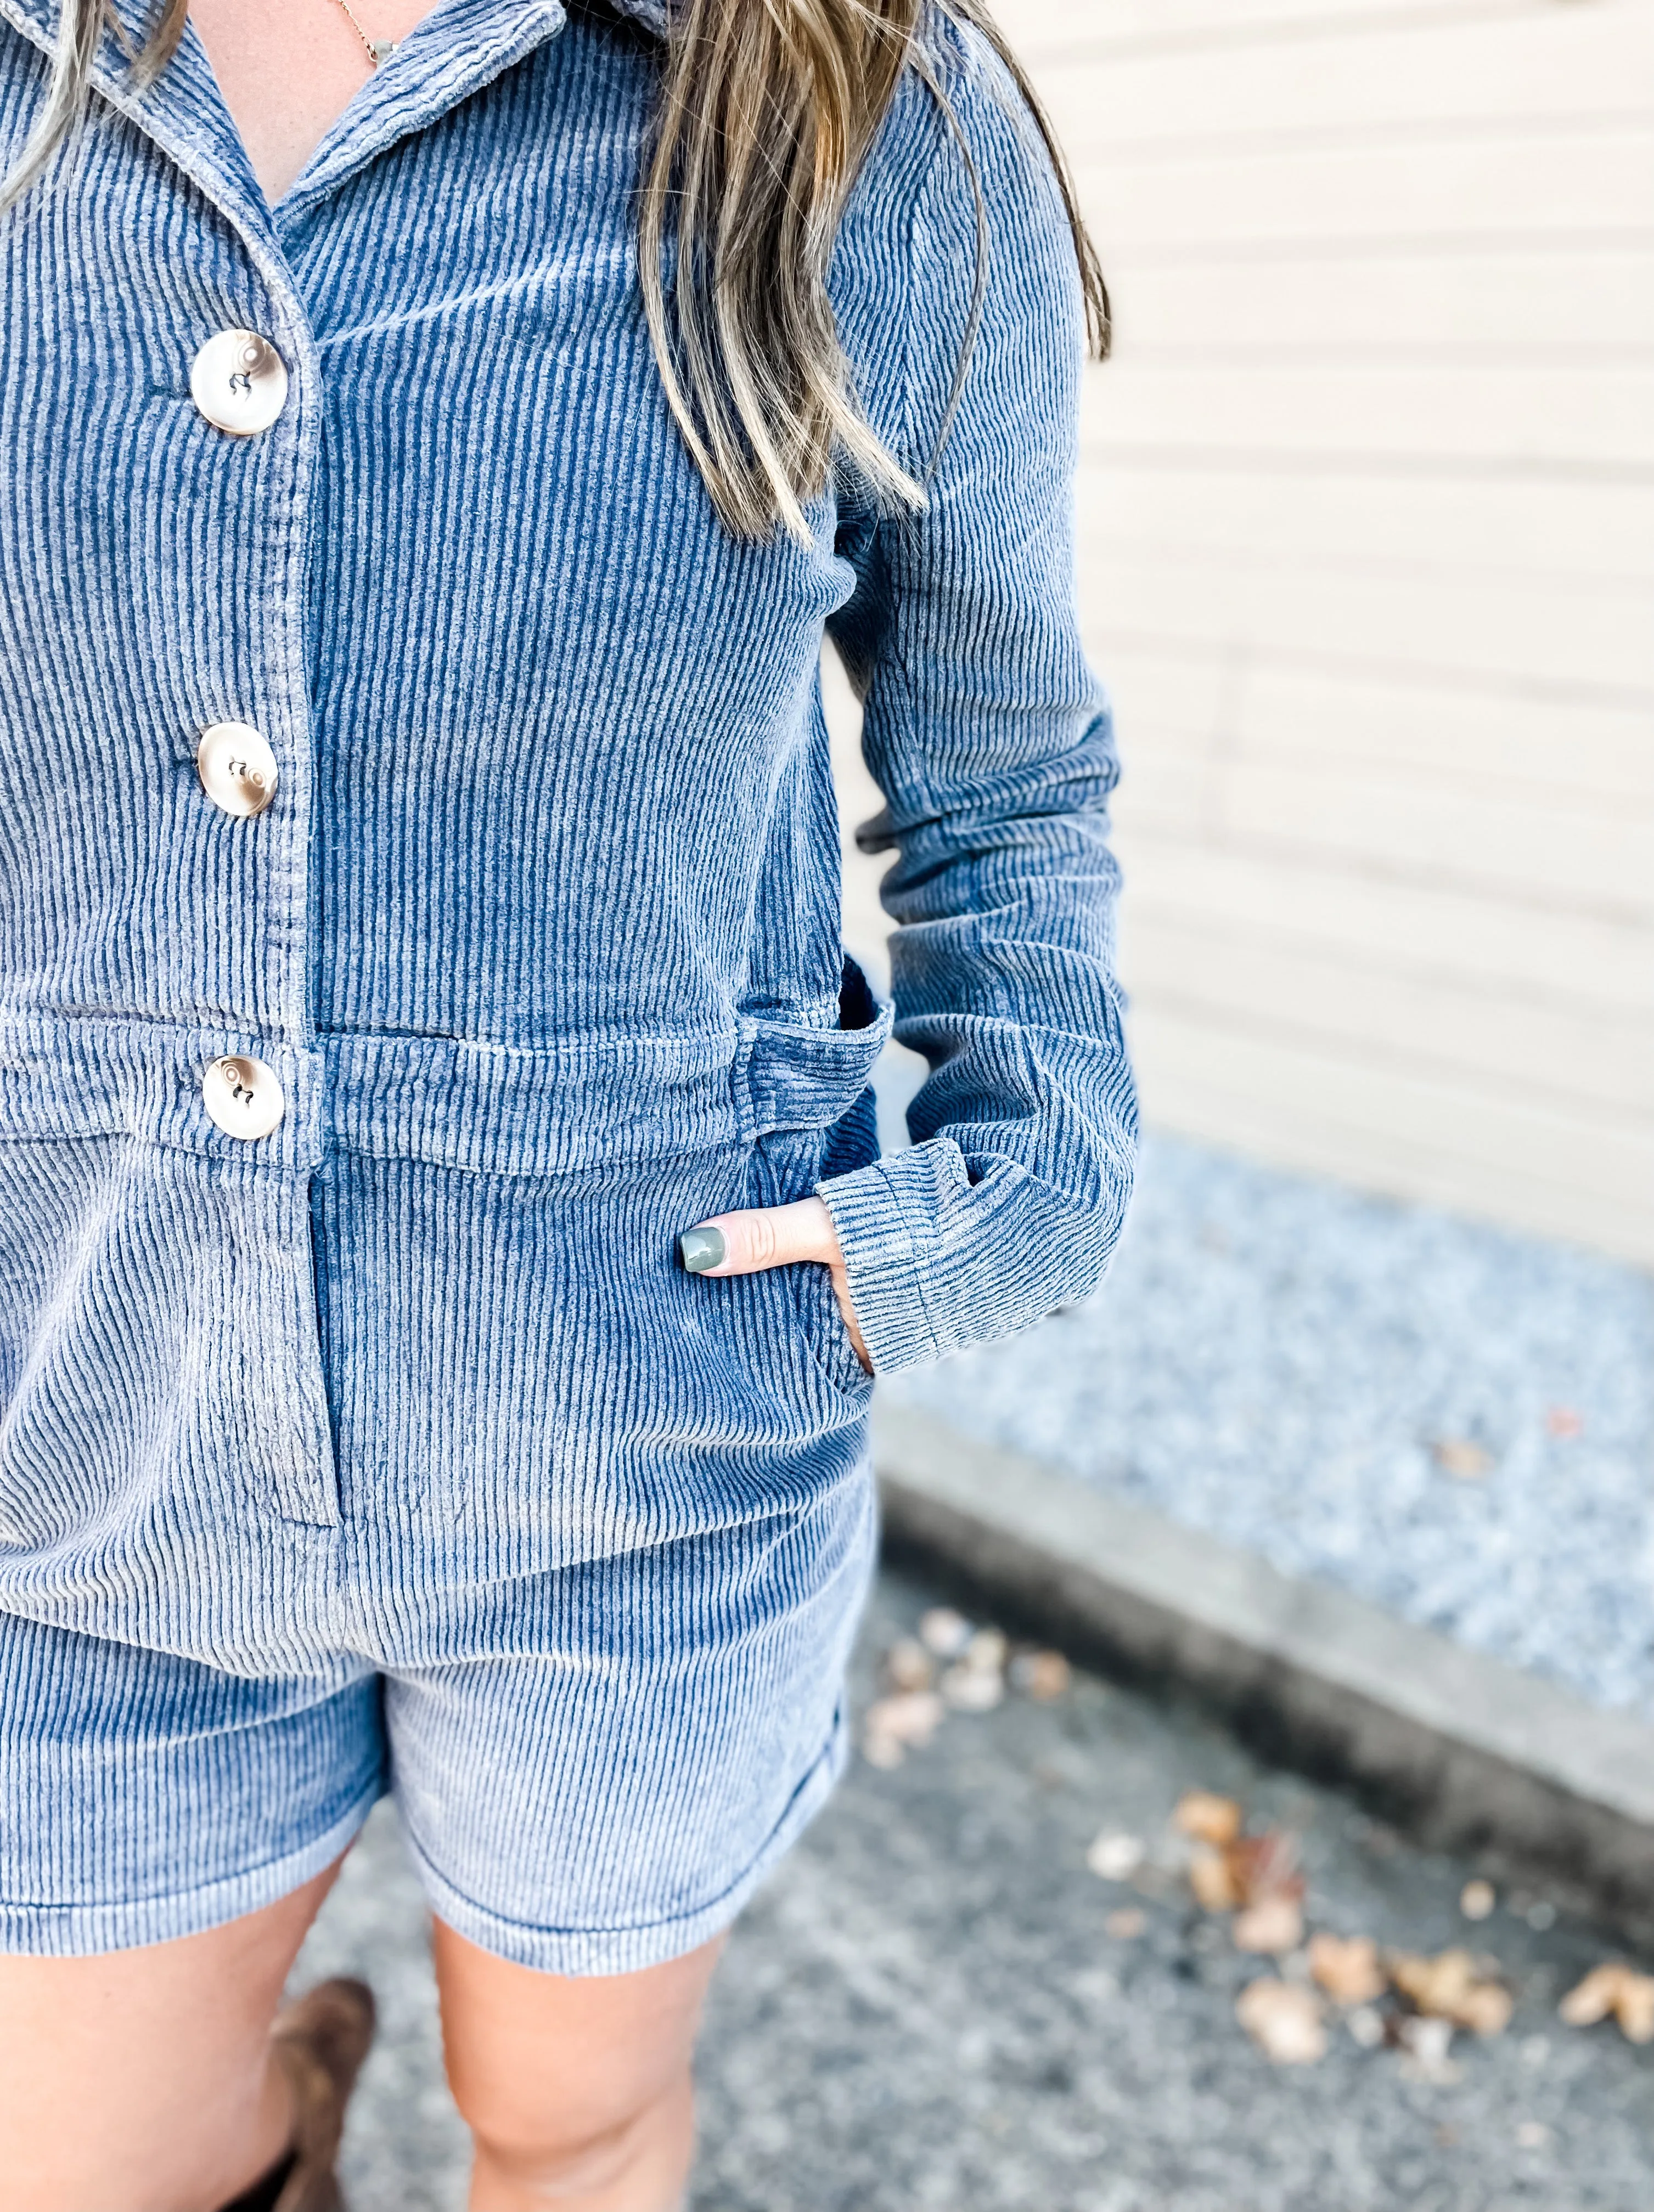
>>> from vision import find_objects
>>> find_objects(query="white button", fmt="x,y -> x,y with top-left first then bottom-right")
189,329 -> 288,436
202,1055 -> 285,1140
196,722 -> 278,819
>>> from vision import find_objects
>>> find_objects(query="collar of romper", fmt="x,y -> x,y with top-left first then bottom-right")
0,0 -> 669,125
606,0 -> 668,33
0,0 -> 673,55
0,0 -> 605,256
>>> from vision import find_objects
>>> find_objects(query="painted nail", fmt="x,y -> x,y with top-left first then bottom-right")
679,1226 -> 726,1274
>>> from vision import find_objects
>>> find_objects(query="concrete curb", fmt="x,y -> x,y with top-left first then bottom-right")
871,1400 -> 1654,1940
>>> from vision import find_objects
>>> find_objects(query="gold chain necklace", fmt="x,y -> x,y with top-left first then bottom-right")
328,0 -> 398,66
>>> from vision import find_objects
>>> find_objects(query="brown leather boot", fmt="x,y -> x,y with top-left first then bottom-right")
265,1977 -> 378,2212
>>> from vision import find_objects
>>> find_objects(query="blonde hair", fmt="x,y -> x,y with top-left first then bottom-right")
2,0 -> 1108,540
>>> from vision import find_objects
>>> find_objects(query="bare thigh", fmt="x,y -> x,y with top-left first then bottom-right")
0,1857 -> 343,2212
434,1920 -> 725,2212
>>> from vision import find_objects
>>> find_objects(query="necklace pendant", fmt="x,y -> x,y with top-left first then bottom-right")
368,35 -> 397,61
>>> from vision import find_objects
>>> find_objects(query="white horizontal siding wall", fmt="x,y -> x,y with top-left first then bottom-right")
866,0 -> 1654,1263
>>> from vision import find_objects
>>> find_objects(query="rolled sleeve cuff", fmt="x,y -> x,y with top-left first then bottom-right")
817,1135 -> 1130,1376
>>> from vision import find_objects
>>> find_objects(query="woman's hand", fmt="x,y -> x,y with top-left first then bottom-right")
679,1197 -> 872,1375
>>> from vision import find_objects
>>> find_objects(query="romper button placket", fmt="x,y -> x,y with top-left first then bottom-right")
189,328 -> 288,436
202,1055 -> 285,1140
196,721 -> 278,817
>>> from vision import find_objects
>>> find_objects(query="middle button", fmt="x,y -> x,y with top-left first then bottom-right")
196,721 -> 278,818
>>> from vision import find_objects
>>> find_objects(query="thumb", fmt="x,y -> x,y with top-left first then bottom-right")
678,1196 -> 840,1277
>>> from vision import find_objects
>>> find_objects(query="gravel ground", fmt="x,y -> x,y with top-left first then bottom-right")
884,1127 -> 1654,1723
296,1566 -> 1654,2211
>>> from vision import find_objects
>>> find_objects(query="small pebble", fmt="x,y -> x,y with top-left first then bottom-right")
1520,2034 -> 1550,2068
1105,1908 -> 1146,1940
1398,2015 -> 1455,2067
918,1607 -> 972,1658
883,1638 -> 935,1692
964,1626 -> 1009,1674
1432,1437 -> 1493,1480
1087,1830 -> 1145,1882
862,1691 -> 945,1749
1516,2120 -> 1551,2151
1346,2005 -> 1386,2050
1235,1979 -> 1326,2066
1527,1901 -> 1556,1932
1009,1650 -> 1071,1701
1460,1878 -> 1496,1921
1233,1895 -> 1304,1956
940,1661 -> 1003,1712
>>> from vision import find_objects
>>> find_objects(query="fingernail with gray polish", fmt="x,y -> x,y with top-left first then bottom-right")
679,1226 -> 726,1274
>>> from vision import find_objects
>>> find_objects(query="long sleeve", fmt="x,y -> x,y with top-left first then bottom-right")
819,24 -> 1138,1373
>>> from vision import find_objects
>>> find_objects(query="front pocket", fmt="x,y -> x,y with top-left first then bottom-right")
0,1131 -> 339,1553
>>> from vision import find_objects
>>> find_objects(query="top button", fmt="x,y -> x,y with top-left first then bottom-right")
189,329 -> 288,436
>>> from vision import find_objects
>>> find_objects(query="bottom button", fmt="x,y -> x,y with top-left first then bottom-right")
202,1055 -> 285,1140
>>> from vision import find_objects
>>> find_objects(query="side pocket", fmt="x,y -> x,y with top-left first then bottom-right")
747,1127 -> 874,1408
783,1255 -> 875,1404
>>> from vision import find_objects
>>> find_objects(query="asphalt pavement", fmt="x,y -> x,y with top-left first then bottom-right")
296,1566 -> 1654,2211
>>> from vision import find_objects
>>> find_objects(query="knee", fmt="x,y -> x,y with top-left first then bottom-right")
455,2065 -> 693,2200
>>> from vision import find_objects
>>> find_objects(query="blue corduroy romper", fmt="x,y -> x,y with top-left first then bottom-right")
0,0 -> 1136,1965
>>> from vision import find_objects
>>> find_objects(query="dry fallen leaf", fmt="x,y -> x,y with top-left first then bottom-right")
1309,1932 -> 1387,2007
1432,1437 -> 1493,1480
1560,1963 -> 1654,2044
1105,1908 -> 1146,1940
918,1607 -> 972,1659
1460,1878 -> 1496,1922
1190,1844 -> 1242,1913
1087,1830 -> 1146,1882
1174,1790 -> 1242,1847
1234,1895 -> 1305,1956
1389,1948 -> 1513,2036
1236,1978 -> 1326,2065
1559,1965 -> 1618,2027
883,1638 -> 935,1694
1227,1830 -> 1305,1908
1009,1650 -> 1072,1701
1610,1977 -> 1654,2043
1185,1818 -> 1303,1921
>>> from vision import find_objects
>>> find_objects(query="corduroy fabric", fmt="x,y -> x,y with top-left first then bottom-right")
0,0 -> 1134,1952
0,1468 -> 876,1966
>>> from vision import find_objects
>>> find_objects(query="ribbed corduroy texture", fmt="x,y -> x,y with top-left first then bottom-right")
0,0 -> 1133,1949
0,1472 -> 876,1965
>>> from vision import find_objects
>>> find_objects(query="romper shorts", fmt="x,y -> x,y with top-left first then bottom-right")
0,1125 -> 881,1972
0,1476 -> 876,1972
